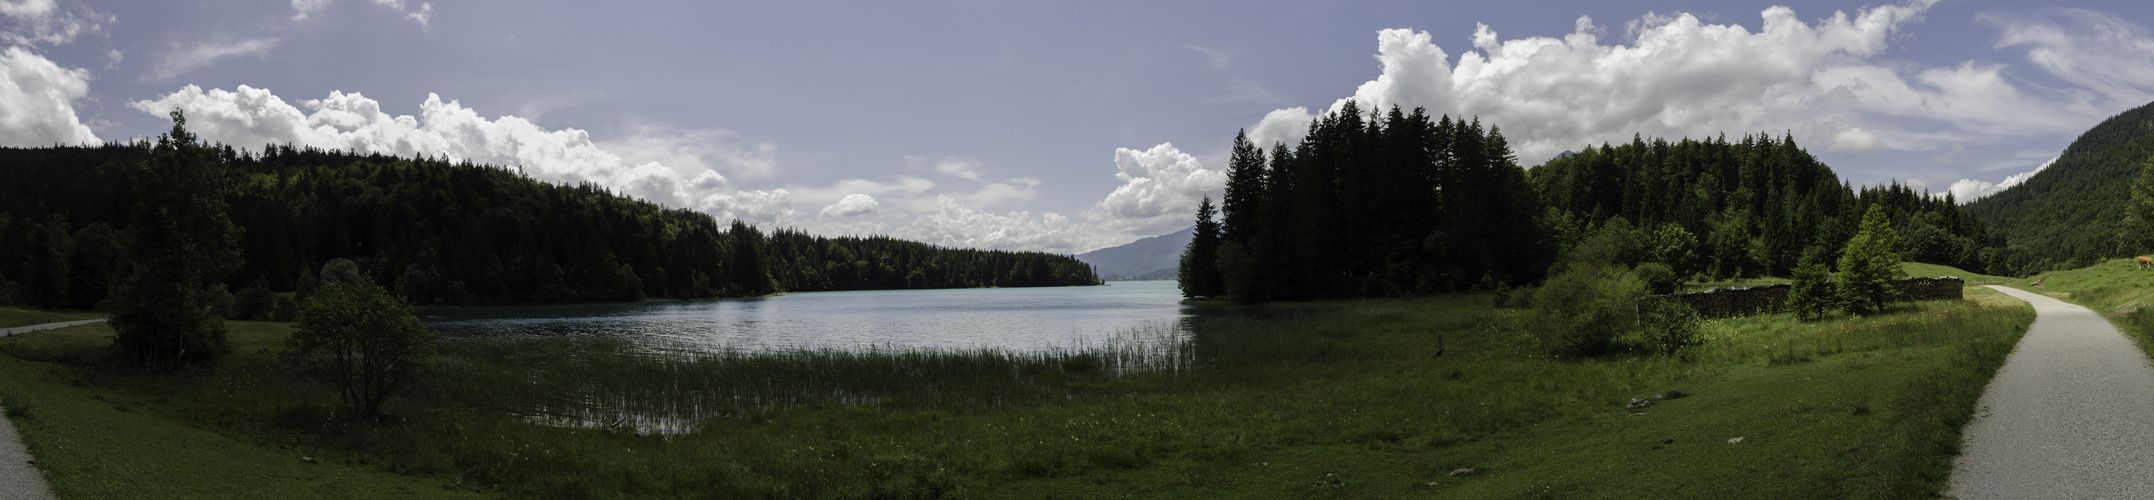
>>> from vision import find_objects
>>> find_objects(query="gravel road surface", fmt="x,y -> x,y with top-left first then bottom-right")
1948,285 -> 2154,499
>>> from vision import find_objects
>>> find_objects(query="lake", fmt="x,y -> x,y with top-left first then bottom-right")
423,280 -> 1195,353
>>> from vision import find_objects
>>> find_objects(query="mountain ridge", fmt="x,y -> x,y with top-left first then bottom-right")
1075,227 -> 1192,280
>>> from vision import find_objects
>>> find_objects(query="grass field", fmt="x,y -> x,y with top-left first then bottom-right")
2003,257 -> 2154,356
0,285 -> 2031,498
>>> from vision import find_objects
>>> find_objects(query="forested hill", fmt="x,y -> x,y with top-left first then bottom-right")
1963,100 -> 2154,274
0,143 -> 1098,309
1533,133 -> 1991,278
1176,101 -> 1997,301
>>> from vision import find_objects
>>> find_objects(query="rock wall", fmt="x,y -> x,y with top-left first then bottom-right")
1663,277 -> 1965,318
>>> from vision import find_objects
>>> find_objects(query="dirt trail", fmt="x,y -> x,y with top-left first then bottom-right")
1948,286 -> 2154,498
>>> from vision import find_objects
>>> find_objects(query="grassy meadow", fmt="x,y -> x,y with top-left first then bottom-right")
2001,257 -> 2154,355
0,282 -> 2032,498
0,307 -> 104,329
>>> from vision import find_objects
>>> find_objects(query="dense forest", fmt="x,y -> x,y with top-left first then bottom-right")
1533,133 -> 1991,277
0,139 -> 1097,311
1181,103 -> 1997,300
1190,101 -> 1551,301
1964,100 -> 2154,274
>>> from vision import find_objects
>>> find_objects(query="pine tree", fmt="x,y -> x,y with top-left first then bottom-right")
1179,196 -> 1224,298
1836,204 -> 1904,315
110,110 -> 244,369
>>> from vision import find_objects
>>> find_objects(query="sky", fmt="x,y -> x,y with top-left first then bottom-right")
3,0 -> 2153,254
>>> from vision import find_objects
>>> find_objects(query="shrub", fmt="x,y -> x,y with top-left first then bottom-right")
270,294 -> 299,322
289,280 -> 435,418
1787,253 -> 1837,321
1634,262 -> 1680,295
232,285 -> 274,321
1524,262 -> 1643,357
1638,298 -> 1703,357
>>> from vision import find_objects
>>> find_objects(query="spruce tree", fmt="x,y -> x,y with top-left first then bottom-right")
1836,204 -> 1904,315
1179,196 -> 1223,298
2118,160 -> 2154,255
110,110 -> 243,369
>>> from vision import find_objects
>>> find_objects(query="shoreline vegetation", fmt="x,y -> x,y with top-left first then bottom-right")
1,265 -> 2032,498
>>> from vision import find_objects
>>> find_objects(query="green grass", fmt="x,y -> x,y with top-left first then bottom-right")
0,307 -> 103,329
2005,257 -> 2154,358
0,290 -> 2031,498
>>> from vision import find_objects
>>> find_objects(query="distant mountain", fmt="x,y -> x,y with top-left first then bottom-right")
1076,227 -> 1193,280
1965,99 -> 2154,273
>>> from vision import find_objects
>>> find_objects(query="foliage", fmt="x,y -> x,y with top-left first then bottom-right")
288,280 -> 435,417
1524,262 -> 1642,356
231,282 -> 274,321
1633,261 -> 1680,295
1967,102 -> 2154,275
2119,159 -> 2154,255
1838,205 -> 1907,315
1786,248 -> 1838,321
1636,297 -> 1702,357
1206,105 -> 1552,300
0,131 -> 1098,309
1533,134 -> 1990,278
107,111 -> 241,370
1177,196 -> 1223,298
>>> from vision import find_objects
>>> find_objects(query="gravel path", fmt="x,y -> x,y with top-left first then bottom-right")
1947,286 -> 2154,499
0,320 -> 81,500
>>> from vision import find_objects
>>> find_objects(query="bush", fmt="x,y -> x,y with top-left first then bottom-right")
270,294 -> 299,322
232,285 -> 274,321
289,281 -> 435,417
1634,262 -> 1680,295
1787,253 -> 1837,321
1638,298 -> 1703,357
1524,262 -> 1643,357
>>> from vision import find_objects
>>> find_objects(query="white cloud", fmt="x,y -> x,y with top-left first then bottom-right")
910,155 -> 985,182
1241,2 -> 2144,166
0,0 -> 107,47
293,0 -> 432,27
153,38 -> 277,80
820,194 -> 879,218
0,46 -> 97,146
598,124 -> 779,179
1946,156 -> 2056,203
894,196 -> 1093,252
1082,142 -> 1224,238
130,84 -> 798,227
1990,9 -> 2154,112
1829,127 -> 1884,154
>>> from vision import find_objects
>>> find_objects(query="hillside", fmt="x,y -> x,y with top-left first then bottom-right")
1075,226 -> 1192,280
0,140 -> 1099,309
1965,100 -> 2154,274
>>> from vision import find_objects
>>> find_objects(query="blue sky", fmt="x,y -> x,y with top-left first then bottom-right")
4,0 -> 2152,253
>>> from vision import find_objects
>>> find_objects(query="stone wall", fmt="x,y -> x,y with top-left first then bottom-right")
1661,277 -> 1965,318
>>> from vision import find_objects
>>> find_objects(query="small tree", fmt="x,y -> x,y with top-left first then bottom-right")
289,281 -> 435,418
1837,205 -> 1905,315
1637,298 -> 1703,357
1633,262 -> 1680,295
110,110 -> 242,370
1786,247 -> 1837,321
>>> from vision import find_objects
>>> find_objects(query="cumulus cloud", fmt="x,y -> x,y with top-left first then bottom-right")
130,84 -> 798,226
1081,142 -> 1224,238
820,194 -> 879,218
153,38 -> 276,80
895,196 -> 1092,252
1245,1 -> 2138,165
1946,156 -> 2056,203
0,46 -> 97,146
0,0 -> 109,47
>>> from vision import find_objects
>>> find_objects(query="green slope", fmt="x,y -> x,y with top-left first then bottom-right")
1965,100 -> 2154,273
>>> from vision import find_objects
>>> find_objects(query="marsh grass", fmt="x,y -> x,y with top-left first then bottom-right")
0,291 -> 2034,498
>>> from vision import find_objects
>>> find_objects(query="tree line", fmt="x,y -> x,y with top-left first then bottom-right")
0,119 -> 1098,313
1179,104 -> 1996,300
1968,99 -> 2154,273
